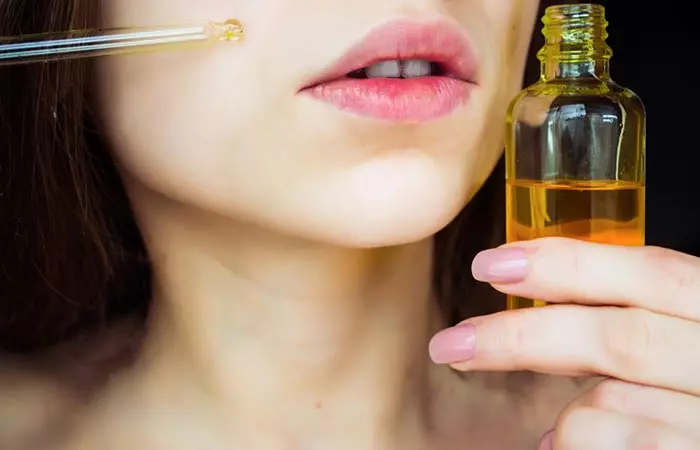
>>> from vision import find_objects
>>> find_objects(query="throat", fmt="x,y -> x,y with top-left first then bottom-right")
132,225 -> 447,447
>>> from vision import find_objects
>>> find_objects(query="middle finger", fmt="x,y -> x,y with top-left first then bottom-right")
435,305 -> 700,395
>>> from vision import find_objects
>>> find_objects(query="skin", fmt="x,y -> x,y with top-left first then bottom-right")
83,0 -> 552,448
443,239 -> 700,449
4,0 -> 700,449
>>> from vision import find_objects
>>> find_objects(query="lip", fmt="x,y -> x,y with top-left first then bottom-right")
300,19 -> 478,122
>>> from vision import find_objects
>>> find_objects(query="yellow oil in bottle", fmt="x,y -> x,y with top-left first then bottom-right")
506,180 -> 644,308
504,4 -> 646,309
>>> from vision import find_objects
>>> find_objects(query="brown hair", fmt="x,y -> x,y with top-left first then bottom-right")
0,0 -> 149,353
0,0 -> 549,354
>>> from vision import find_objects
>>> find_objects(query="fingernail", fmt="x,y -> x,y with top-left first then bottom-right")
472,247 -> 529,283
428,324 -> 476,364
538,430 -> 554,450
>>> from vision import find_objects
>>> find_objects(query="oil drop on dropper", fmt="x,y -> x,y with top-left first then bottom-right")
505,3 -> 646,309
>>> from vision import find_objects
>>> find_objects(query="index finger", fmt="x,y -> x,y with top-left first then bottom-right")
473,238 -> 700,322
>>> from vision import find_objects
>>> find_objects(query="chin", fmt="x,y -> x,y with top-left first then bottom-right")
273,160 -> 469,248
306,198 -> 461,248
330,207 -> 459,248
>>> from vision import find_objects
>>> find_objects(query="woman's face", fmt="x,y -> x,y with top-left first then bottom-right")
97,1 -> 539,247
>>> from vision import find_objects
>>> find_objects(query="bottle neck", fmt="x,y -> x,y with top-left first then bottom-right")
540,59 -> 610,81
537,4 -> 612,82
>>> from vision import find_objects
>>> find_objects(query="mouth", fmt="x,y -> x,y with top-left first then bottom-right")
300,19 -> 478,123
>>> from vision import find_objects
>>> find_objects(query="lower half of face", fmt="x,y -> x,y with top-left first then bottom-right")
97,0 -> 538,247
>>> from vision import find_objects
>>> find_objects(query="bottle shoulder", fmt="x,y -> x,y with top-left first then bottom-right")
515,78 -> 642,106
507,78 -> 645,124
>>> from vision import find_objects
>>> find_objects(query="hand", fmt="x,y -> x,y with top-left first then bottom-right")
428,237 -> 700,449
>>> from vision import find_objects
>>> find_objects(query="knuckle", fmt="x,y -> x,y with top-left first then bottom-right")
557,405 -> 664,450
533,237 -> 586,298
486,310 -> 543,362
643,246 -> 700,299
560,243 -> 583,278
587,379 -> 633,411
552,239 -> 587,290
602,309 -> 663,373
498,317 -> 530,359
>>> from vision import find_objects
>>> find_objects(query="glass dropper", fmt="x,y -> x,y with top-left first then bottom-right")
0,19 -> 244,65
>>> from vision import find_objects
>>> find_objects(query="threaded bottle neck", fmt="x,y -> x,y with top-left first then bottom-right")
538,3 -> 612,80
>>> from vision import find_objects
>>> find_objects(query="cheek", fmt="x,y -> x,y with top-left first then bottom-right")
96,0 -> 296,209
454,0 -> 539,158
97,53 -> 261,209
101,0 -> 255,27
96,0 -> 343,212
497,0 -> 540,93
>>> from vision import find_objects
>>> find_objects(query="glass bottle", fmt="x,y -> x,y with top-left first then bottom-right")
505,3 -> 646,309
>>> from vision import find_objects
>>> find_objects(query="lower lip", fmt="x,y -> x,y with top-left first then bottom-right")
302,77 -> 472,122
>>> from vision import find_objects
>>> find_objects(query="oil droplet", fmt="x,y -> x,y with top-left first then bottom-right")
221,19 -> 244,42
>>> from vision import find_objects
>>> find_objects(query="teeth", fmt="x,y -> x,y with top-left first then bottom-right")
363,59 -> 434,78
365,60 -> 402,78
402,59 -> 432,78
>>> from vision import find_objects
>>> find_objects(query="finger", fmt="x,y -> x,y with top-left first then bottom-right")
472,238 -> 700,322
543,407 -> 698,450
430,305 -> 700,395
565,379 -> 700,440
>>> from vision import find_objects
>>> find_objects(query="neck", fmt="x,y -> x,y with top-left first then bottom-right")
130,190 -> 449,448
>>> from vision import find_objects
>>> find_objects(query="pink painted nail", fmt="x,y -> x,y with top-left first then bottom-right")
538,430 -> 554,450
472,247 -> 529,283
428,324 -> 476,364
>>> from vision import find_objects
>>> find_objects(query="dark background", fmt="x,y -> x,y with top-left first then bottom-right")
530,2 -> 698,254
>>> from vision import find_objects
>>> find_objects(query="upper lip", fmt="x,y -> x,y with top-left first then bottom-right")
302,19 -> 478,88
